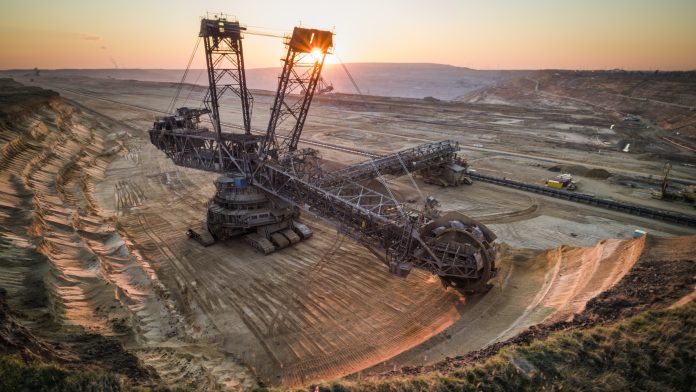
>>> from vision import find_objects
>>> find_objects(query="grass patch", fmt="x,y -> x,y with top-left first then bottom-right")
301,301 -> 696,392
0,354 -> 185,392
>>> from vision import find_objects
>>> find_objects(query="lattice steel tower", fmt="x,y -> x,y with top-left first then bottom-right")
200,16 -> 253,136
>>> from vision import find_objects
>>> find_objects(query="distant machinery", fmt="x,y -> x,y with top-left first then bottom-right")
650,163 -> 694,206
149,15 -> 497,292
546,173 -> 577,191
683,185 -> 696,208
651,162 -> 672,199
316,77 -> 334,94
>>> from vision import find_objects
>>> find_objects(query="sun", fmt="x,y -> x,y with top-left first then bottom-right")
310,48 -> 324,62
308,48 -> 336,64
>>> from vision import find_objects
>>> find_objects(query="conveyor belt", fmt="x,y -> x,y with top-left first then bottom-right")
468,172 -> 696,227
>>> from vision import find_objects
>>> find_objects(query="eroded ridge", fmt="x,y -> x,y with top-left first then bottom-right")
0,81 -> 255,390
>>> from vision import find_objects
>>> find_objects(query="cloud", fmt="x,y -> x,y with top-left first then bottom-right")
77,33 -> 101,41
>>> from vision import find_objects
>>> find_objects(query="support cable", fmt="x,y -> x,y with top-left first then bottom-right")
335,53 -> 425,203
181,69 -> 205,108
166,36 -> 201,114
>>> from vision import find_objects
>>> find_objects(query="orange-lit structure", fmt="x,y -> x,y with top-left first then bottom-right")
148,15 -> 498,292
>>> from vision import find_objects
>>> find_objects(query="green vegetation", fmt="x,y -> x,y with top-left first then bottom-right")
3,301 -> 694,391
304,301 -> 696,392
0,355 -> 152,392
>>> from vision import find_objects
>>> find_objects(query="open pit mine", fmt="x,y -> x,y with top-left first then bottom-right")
1,12 -> 695,392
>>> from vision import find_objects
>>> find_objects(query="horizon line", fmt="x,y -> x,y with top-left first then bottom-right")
2,62 -> 696,73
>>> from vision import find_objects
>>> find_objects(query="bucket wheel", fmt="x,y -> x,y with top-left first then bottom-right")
432,228 -> 495,293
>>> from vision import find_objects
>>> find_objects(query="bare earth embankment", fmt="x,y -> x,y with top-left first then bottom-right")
0,79 -> 255,390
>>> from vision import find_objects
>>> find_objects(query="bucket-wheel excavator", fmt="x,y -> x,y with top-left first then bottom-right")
148,15 -> 497,292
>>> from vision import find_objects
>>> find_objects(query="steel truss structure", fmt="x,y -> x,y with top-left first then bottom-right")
263,27 -> 334,160
320,140 -> 460,186
200,16 -> 253,135
199,16 -> 258,175
255,163 -> 496,283
148,15 -> 498,292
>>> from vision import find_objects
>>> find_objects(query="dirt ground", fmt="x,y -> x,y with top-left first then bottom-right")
1,72 -> 695,389
367,234 -> 696,379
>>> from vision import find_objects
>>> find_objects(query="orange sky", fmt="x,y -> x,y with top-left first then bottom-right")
1,0 -> 695,70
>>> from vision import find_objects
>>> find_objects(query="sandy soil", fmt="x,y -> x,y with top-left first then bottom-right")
1,73 -> 694,389
368,234 -> 696,379
364,235 -> 648,373
0,80 -> 255,390
94,147 -> 466,386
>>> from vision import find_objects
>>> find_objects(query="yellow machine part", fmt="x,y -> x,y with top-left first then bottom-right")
546,180 -> 563,189
683,185 -> 696,201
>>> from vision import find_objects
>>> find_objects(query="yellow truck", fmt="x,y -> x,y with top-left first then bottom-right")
546,174 -> 577,190
546,180 -> 564,189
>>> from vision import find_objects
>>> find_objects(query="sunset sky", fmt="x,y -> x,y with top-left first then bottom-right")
1,0 -> 695,70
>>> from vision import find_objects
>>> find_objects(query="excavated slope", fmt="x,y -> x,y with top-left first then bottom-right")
0,79 -> 255,390
366,234 -> 654,371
